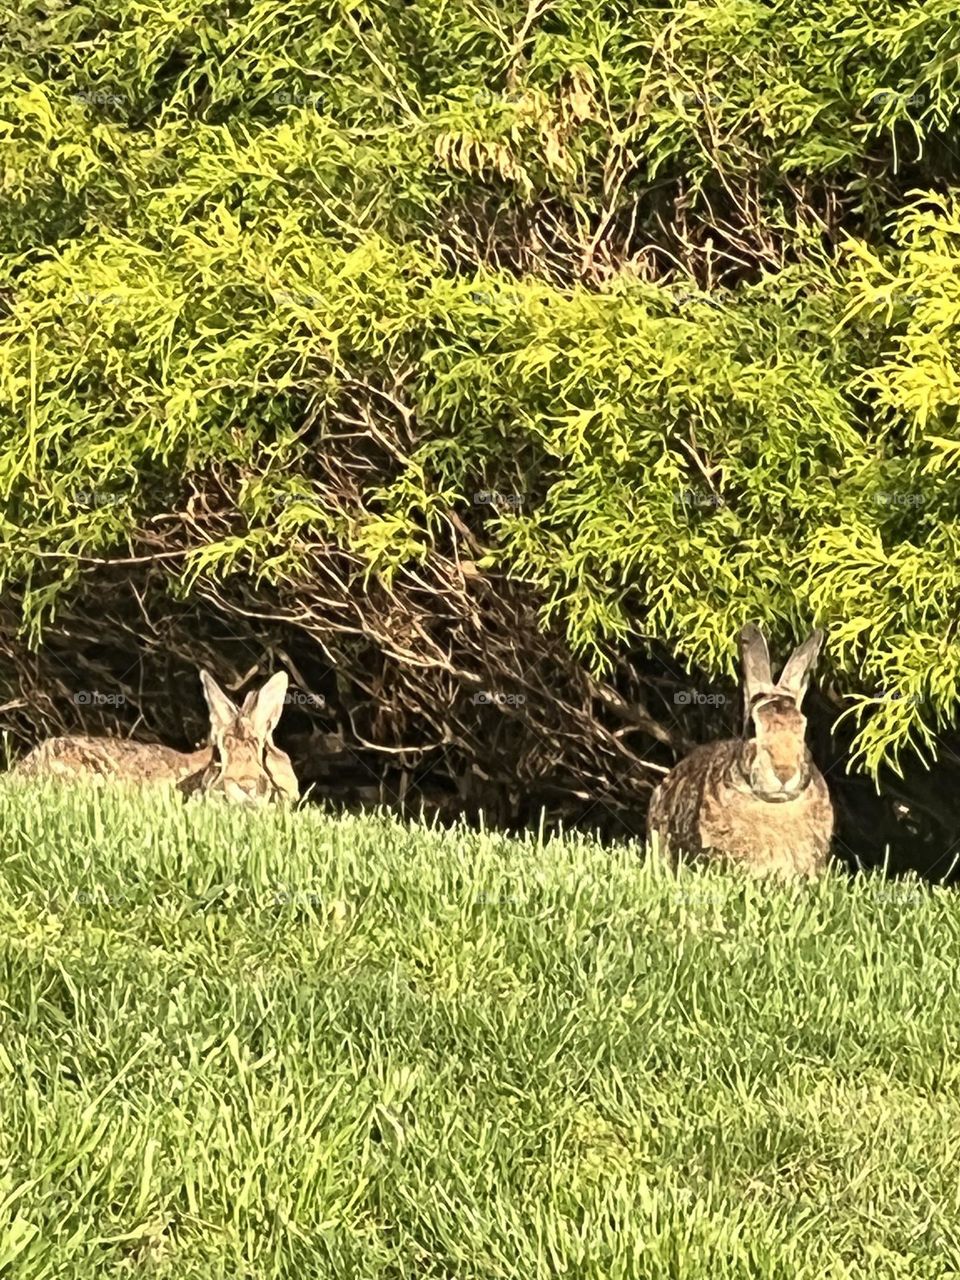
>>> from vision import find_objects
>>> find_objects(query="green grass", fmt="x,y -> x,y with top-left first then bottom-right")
2,782 -> 960,1278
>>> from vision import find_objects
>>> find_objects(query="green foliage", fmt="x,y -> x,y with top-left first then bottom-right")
2,782 -> 960,1276
4,0 -> 960,775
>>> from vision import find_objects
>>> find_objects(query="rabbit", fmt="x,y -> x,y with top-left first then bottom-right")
11,669 -> 299,805
646,624 -> 834,877
178,670 -> 299,804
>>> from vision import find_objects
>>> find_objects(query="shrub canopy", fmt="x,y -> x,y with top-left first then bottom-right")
4,1 -> 960,861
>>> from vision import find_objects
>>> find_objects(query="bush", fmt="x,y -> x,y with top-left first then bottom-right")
4,1 -> 960,864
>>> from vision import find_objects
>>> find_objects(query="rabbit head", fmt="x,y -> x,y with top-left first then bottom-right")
198,669 -> 299,804
737,624 -> 824,804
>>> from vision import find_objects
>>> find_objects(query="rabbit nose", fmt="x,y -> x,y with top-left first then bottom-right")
771,759 -> 798,784
248,777 -> 273,803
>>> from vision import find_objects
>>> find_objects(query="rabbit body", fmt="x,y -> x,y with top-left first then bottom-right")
13,737 -> 209,784
647,739 -> 833,877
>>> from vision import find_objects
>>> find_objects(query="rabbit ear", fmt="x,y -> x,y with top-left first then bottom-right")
265,740 -> 300,800
245,672 -> 289,742
740,624 -> 773,700
200,670 -> 239,741
777,629 -> 824,705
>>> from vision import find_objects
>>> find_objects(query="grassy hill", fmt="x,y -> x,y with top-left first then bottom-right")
1,782 -> 959,1278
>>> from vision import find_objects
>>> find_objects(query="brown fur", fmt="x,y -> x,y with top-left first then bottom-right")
761,705 -> 802,782
13,737 -> 210,785
11,670 -> 299,805
647,740 -> 833,877
647,626 -> 834,877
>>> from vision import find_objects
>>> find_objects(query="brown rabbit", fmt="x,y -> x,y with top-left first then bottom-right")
12,670 -> 299,805
646,624 -> 833,877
